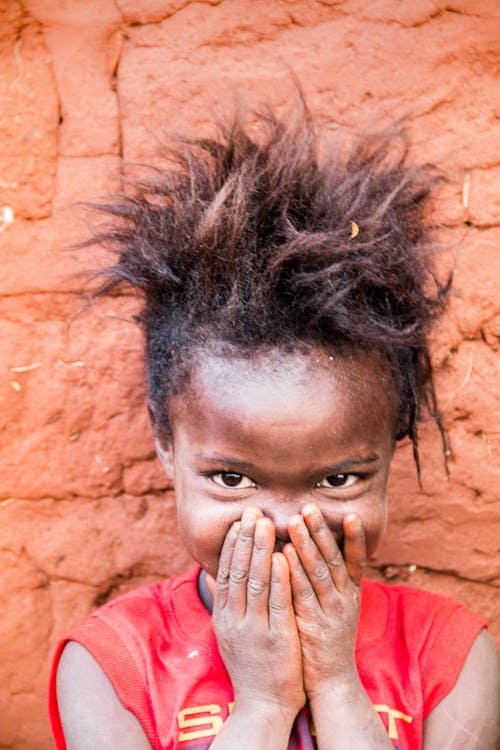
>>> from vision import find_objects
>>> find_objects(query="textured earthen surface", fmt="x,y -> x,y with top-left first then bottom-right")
0,1 -> 499,747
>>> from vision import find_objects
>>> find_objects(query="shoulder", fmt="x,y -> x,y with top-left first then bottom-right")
56,641 -> 153,750
361,578 -> 487,648
63,578 -> 178,668
423,628 -> 500,749
70,565 -> 201,646
360,579 -> 488,713
49,567 -> 203,749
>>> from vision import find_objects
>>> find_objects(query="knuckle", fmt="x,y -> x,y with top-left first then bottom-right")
216,566 -> 230,584
269,597 -> 287,615
298,586 -> 316,604
215,625 -> 243,654
270,570 -> 282,586
247,576 -> 267,598
313,562 -> 330,581
229,565 -> 248,584
327,552 -> 344,568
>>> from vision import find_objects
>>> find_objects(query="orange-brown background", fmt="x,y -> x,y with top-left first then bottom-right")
0,1 -> 499,748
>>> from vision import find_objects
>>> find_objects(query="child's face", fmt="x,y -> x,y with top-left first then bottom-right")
157,346 -> 396,580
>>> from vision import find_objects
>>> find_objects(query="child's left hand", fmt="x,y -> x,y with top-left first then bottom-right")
283,504 -> 365,699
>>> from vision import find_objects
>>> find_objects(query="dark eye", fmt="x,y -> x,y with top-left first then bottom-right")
318,474 -> 358,489
211,472 -> 254,489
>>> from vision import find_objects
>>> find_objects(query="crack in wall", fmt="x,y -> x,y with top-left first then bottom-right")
371,562 -> 500,588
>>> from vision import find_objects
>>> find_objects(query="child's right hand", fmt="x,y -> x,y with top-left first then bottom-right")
212,507 -> 306,721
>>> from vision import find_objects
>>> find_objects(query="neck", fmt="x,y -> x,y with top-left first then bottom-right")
197,568 -> 216,612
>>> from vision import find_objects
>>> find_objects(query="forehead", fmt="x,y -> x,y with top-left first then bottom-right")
169,346 -> 396,454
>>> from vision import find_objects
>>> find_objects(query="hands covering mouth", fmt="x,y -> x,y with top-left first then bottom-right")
212,503 -> 366,715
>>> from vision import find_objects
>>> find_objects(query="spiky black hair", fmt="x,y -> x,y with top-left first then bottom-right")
90,106 -> 450,475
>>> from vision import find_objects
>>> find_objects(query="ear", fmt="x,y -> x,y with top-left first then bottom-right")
154,437 -> 175,480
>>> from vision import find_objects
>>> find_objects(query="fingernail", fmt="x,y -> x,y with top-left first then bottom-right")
289,513 -> 303,528
254,517 -> 272,540
242,507 -> 260,522
345,513 -> 360,528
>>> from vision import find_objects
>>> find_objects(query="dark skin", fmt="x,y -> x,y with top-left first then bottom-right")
57,346 -> 500,749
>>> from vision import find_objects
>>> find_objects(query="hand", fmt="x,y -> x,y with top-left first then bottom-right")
283,504 -> 365,699
212,507 -> 306,719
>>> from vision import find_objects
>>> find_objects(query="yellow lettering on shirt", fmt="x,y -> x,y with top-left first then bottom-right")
374,704 -> 413,740
177,700 -> 413,743
178,704 -> 224,741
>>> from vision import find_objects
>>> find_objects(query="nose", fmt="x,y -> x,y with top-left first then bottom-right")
257,499 -> 344,553
273,518 -> 291,545
260,502 -> 299,545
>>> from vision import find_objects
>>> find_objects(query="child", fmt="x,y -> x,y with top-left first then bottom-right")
48,106 -> 500,750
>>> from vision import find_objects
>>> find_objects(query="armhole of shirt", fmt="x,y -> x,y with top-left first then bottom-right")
419,603 -> 487,717
48,618 -> 158,750
48,637 -> 70,750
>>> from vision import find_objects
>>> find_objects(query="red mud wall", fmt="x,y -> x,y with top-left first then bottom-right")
0,1 -> 499,747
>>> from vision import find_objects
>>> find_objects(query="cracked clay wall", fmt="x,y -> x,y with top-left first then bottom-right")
0,0 -> 499,747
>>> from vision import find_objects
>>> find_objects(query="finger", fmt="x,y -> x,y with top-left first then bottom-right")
227,506 -> 262,615
342,513 -> 366,586
283,543 -> 319,618
214,521 -> 240,611
268,552 -> 294,630
289,510 -> 343,601
246,517 -> 274,619
301,504 -> 349,592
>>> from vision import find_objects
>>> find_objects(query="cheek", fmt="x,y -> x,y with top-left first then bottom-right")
176,500 -> 240,575
363,498 -> 388,557
322,496 -> 387,557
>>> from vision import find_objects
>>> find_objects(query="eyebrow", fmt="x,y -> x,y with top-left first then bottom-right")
194,454 -> 258,473
321,455 -> 380,474
193,453 -> 380,474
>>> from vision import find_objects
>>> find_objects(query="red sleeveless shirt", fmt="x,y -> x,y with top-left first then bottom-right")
48,565 -> 485,750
